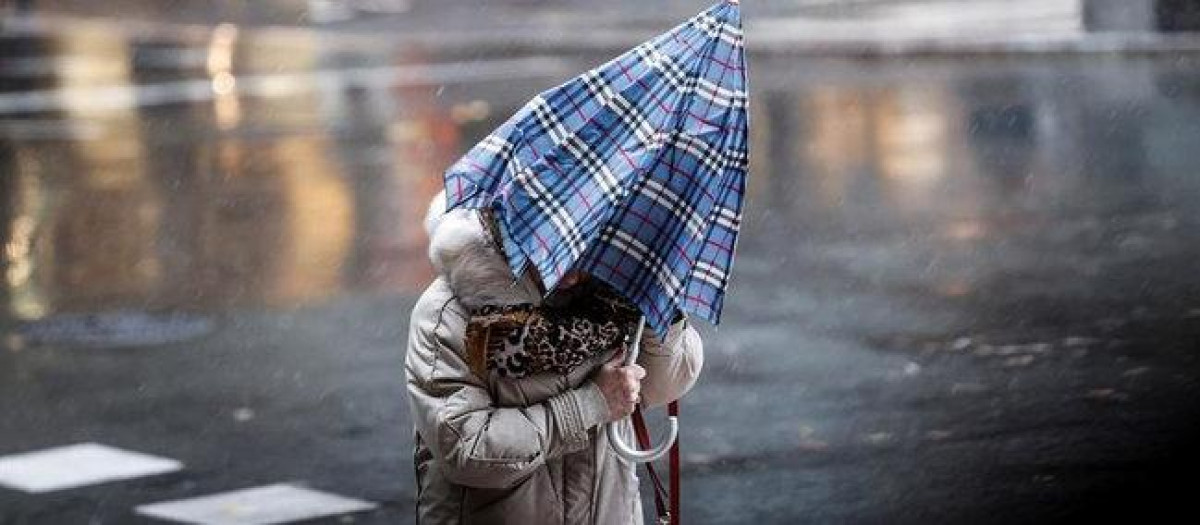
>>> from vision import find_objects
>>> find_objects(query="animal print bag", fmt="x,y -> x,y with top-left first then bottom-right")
463,282 -> 642,379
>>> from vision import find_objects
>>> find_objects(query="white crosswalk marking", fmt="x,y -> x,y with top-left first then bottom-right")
0,443 -> 183,493
135,483 -> 377,525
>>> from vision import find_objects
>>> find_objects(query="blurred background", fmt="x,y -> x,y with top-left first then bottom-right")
2,0 -> 1200,523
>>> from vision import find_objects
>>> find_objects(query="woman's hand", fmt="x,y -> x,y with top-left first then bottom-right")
592,350 -> 646,422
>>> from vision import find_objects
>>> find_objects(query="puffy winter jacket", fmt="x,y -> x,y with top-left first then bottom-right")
406,200 -> 703,524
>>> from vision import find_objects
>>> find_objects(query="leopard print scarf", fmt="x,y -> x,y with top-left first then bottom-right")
464,283 -> 641,379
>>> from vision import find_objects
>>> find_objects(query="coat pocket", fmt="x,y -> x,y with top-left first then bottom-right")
463,465 -> 564,524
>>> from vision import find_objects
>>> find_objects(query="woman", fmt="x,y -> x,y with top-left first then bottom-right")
406,192 -> 704,524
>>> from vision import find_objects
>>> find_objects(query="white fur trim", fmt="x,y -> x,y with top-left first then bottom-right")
423,189 -> 448,237
424,193 -> 542,309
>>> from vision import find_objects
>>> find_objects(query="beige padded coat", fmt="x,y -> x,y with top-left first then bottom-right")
405,200 -> 704,524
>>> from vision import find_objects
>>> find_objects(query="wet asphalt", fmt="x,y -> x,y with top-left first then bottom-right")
2,9 -> 1200,525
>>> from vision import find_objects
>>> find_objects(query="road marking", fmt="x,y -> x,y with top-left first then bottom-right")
0,443 -> 183,493
136,483 -> 377,525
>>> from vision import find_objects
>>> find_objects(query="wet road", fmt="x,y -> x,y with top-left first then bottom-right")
3,14 -> 1200,525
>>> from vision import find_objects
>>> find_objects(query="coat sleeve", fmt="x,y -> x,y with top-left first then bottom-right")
637,317 -> 704,408
405,292 -> 611,490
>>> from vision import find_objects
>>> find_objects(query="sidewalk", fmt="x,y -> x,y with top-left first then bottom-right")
7,0 -> 1200,56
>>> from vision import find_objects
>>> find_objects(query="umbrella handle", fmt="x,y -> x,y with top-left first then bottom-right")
606,319 -> 679,463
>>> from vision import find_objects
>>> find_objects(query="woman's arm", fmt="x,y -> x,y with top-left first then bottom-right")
636,317 -> 704,408
405,289 -> 609,490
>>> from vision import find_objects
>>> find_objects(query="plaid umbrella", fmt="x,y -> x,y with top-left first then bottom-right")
444,1 -> 748,335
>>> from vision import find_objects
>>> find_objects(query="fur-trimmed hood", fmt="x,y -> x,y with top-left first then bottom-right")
424,190 -> 542,310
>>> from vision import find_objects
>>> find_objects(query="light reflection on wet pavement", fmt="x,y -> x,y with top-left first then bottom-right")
2,17 -> 1200,524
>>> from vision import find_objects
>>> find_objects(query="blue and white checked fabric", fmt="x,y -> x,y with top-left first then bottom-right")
443,1 -> 748,335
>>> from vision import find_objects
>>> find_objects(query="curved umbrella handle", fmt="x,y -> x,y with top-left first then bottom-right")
606,318 -> 679,463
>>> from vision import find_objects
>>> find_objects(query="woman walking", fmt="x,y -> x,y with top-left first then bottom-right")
406,195 -> 703,524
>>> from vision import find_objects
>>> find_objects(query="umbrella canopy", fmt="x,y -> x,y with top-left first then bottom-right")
443,1 -> 748,335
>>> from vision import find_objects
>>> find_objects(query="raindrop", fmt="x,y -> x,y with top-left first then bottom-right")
233,407 -> 255,422
1085,388 -> 1128,403
1003,355 -> 1035,368
862,432 -> 892,446
951,382 -> 988,395
1063,336 -> 1099,347
925,430 -> 953,441
1122,367 -> 1150,377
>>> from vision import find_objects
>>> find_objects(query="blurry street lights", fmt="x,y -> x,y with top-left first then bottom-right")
207,23 -> 241,129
